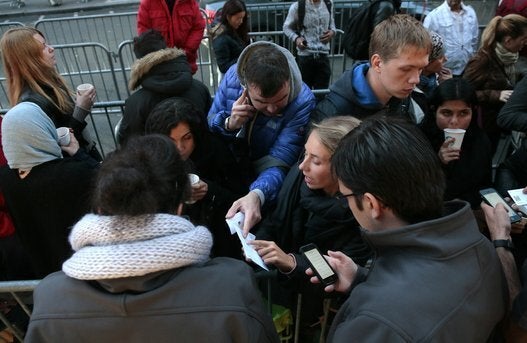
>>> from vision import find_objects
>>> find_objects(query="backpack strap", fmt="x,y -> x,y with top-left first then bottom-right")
296,0 -> 306,34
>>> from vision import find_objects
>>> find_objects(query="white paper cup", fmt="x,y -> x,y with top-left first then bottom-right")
76,83 -> 94,95
185,173 -> 200,204
56,127 -> 71,146
444,128 -> 466,149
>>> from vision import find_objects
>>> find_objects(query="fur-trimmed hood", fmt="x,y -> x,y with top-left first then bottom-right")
128,48 -> 191,94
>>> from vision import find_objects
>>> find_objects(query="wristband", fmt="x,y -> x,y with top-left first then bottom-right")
493,239 -> 514,251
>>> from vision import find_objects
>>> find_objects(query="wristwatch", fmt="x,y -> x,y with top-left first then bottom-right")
493,239 -> 514,251
224,116 -> 231,131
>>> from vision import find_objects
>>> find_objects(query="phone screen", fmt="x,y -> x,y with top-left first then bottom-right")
304,249 -> 334,279
481,189 -> 521,223
301,244 -> 337,286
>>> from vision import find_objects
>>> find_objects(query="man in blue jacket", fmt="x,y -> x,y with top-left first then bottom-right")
208,41 -> 316,234
312,14 -> 430,124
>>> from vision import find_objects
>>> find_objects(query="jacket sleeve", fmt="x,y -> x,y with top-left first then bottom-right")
330,315 -> 408,343
183,4 -> 206,56
207,68 -> 242,138
283,2 -> 300,43
372,1 -> 395,27
137,0 -> 151,34
250,86 -> 314,203
212,35 -> 235,74
497,77 -> 527,131
463,55 -> 503,104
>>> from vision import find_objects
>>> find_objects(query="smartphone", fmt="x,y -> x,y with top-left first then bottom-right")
516,204 -> 527,217
480,188 -> 522,223
300,243 -> 338,286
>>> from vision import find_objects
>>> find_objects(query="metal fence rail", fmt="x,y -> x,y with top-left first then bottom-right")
0,280 -> 40,343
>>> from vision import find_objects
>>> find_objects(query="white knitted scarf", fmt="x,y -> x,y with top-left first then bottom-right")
62,213 -> 212,280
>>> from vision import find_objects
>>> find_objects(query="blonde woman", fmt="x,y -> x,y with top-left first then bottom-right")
0,27 -> 101,160
463,14 -> 527,152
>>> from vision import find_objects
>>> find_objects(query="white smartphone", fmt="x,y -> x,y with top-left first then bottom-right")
300,243 -> 338,286
480,188 -> 522,223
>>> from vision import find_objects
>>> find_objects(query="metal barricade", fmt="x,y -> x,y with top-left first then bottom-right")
35,12 -> 137,53
89,100 -> 124,158
0,280 -> 40,343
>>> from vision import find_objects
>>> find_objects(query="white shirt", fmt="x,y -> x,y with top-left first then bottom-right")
424,1 -> 479,75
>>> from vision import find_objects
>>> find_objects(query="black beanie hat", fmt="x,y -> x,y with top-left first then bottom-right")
133,29 -> 167,59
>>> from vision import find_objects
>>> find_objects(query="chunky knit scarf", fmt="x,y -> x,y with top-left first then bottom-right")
62,213 -> 212,280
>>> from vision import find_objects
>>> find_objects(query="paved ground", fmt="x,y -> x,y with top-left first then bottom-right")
0,0 -> 500,25
0,0 -> 139,21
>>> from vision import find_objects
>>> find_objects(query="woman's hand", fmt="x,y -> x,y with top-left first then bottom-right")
190,180 -> 208,202
499,90 -> 513,103
75,87 -> 96,110
438,138 -> 460,164
60,129 -> 80,156
249,240 -> 295,273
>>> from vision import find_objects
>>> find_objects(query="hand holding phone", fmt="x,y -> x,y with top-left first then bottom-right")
480,188 -> 522,223
300,243 -> 338,286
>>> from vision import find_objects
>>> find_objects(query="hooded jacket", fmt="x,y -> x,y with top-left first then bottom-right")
137,0 -> 205,74
312,63 -> 415,123
328,201 -> 507,342
26,258 -> 279,343
120,48 -> 211,145
207,41 -> 315,204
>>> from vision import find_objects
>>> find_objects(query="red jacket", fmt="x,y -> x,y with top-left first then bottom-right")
0,117 -> 15,238
137,0 -> 205,74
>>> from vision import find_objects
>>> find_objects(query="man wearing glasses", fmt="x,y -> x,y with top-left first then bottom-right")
310,116 -> 507,342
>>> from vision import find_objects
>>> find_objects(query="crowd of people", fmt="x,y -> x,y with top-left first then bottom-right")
2,0 -> 527,341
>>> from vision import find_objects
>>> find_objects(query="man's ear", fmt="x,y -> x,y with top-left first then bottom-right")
363,192 -> 383,220
370,54 -> 382,72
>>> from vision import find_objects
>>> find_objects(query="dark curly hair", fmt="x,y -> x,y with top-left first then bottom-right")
92,135 -> 190,215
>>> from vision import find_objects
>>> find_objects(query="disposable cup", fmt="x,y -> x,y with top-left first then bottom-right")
56,127 -> 71,146
76,83 -> 94,95
444,128 -> 465,149
186,173 -> 200,204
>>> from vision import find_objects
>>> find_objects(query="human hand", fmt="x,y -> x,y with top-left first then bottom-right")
438,138 -> 460,164
499,90 -> 513,103
189,180 -> 208,203
60,129 -> 80,156
249,240 -> 294,272
481,202 -> 512,240
226,191 -> 262,237
75,86 -> 96,110
438,67 -> 453,83
228,88 -> 256,131
306,250 -> 356,293
295,36 -> 307,49
319,30 -> 334,43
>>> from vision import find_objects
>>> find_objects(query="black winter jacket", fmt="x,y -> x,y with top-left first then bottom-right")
119,48 -> 212,144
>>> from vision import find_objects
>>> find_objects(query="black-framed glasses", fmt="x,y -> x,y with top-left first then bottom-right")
335,192 -> 357,201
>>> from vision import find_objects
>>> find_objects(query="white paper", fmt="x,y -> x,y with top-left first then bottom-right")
226,212 -> 269,271
508,188 -> 527,206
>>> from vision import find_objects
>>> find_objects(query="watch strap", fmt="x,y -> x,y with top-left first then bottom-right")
493,239 -> 514,251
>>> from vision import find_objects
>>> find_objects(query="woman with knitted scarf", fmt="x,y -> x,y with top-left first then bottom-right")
26,135 -> 279,343
463,14 -> 527,152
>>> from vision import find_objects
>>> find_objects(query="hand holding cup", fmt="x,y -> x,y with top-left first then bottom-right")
76,83 -> 96,110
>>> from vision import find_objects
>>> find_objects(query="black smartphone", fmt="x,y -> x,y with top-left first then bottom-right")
300,243 -> 338,286
480,188 -> 522,223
